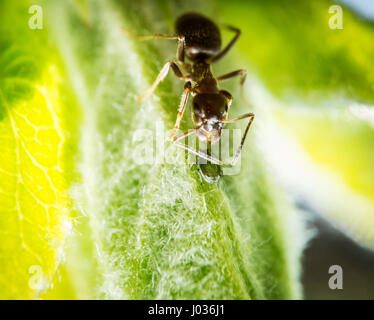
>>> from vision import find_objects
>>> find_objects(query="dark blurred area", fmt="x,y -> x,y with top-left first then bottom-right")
301,210 -> 374,299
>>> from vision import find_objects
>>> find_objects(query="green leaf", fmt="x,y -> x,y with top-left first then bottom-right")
44,0 -> 307,299
1,0 -> 314,299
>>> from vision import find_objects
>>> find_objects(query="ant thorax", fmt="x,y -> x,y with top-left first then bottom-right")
191,62 -> 214,82
192,69 -> 219,95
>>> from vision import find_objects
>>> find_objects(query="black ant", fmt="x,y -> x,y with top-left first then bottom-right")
130,12 -> 255,166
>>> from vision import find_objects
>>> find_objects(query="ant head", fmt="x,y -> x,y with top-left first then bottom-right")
192,93 -> 228,143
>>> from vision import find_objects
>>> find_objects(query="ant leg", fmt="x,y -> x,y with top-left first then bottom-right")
175,36 -> 192,72
172,130 -> 223,165
217,69 -> 251,107
120,28 -> 179,41
219,90 -> 233,109
168,82 -> 192,140
138,61 -> 186,102
175,36 -> 186,64
210,26 -> 241,63
221,112 -> 255,166
121,29 -> 191,71
217,69 -> 246,83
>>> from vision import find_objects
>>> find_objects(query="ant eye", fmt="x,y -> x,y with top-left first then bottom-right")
193,103 -> 199,112
225,104 -> 228,112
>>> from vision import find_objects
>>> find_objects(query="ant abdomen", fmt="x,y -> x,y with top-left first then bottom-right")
175,12 -> 221,61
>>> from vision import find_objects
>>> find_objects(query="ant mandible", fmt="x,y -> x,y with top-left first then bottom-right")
132,12 -> 255,166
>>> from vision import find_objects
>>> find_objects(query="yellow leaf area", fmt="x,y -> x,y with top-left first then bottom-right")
0,66 -> 71,299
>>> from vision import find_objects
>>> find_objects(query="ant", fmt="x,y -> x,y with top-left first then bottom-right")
130,12 -> 255,166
